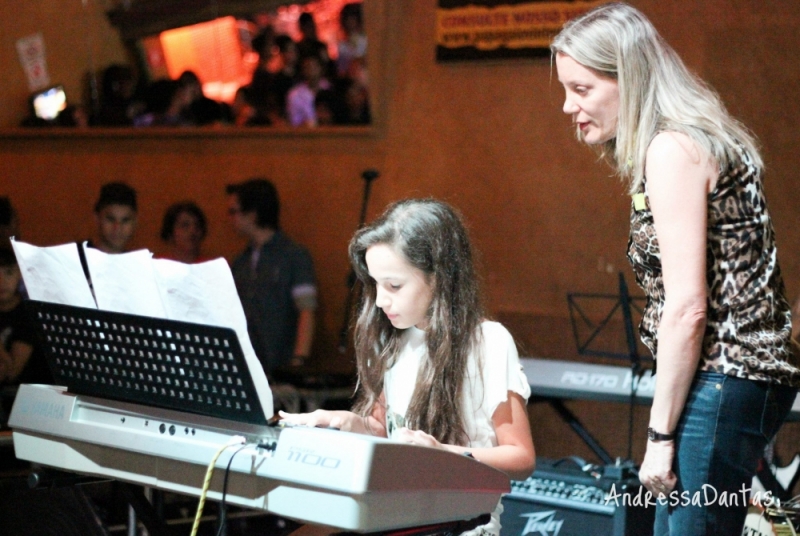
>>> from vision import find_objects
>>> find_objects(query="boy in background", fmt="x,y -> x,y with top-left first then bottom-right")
91,182 -> 138,254
0,247 -> 51,428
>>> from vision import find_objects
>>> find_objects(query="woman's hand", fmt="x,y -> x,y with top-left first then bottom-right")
639,440 -> 677,498
394,427 -> 444,449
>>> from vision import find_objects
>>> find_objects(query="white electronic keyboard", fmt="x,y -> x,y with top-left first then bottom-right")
9,383 -> 508,532
4,300 -> 510,532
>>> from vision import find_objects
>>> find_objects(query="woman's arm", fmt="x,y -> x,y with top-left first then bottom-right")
398,392 -> 535,481
637,131 -> 717,496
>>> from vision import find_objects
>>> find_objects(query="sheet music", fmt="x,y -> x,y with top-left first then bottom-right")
84,246 -> 168,318
152,258 -> 272,412
12,240 -> 273,418
10,239 -> 96,309
151,258 -> 250,349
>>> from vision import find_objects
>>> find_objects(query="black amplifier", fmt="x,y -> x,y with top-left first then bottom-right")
500,458 -> 655,536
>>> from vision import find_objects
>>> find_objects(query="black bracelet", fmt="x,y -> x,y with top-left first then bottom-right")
647,427 -> 675,442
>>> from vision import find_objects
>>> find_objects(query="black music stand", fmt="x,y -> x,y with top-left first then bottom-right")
567,272 -> 648,365
337,169 -> 380,355
20,300 -> 278,536
569,272 -> 648,461
25,300 -> 271,426
533,273 -> 648,465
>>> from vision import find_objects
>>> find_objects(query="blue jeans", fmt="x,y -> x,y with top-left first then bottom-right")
654,372 -> 796,536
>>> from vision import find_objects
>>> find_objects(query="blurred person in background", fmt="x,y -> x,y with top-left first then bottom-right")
226,178 -> 317,376
177,70 -> 231,126
336,3 -> 367,79
90,182 -> 138,254
133,78 -> 191,127
0,248 -> 51,387
94,64 -> 143,126
160,201 -> 210,263
287,54 -> 331,127
296,12 -> 330,74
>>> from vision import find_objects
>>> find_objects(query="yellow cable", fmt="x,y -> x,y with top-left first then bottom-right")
190,436 -> 246,536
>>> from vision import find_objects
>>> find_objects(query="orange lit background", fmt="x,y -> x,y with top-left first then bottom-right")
140,0 -> 360,103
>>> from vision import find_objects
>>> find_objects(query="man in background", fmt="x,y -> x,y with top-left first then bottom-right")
91,182 -> 138,253
226,178 -> 317,377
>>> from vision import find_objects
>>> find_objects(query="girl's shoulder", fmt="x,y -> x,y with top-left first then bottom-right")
476,321 -> 524,373
478,320 -> 515,345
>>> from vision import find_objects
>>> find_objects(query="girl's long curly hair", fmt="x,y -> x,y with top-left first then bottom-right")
348,198 -> 484,446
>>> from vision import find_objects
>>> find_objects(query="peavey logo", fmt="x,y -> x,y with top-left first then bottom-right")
520,510 -> 564,536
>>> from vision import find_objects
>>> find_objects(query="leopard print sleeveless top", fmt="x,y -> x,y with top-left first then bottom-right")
627,147 -> 800,386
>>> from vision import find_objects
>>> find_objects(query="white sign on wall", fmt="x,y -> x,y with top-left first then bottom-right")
16,33 -> 51,91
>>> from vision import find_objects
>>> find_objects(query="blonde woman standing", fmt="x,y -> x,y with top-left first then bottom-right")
552,3 -> 799,534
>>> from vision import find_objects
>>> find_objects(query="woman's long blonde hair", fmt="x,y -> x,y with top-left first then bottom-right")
551,2 -> 762,193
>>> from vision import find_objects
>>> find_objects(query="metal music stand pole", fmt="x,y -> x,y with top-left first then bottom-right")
618,272 -> 641,462
338,169 -> 380,354
563,276 -> 646,466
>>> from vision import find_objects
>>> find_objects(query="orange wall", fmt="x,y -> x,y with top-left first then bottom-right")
0,0 -> 127,127
1,0 -> 800,464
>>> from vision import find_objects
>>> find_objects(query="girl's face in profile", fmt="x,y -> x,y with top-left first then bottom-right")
556,52 -> 620,145
365,243 -> 433,330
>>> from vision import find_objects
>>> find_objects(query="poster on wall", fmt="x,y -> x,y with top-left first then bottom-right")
436,0 -> 606,62
16,33 -> 51,90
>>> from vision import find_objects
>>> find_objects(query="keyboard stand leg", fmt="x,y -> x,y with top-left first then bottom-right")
532,397 -> 615,465
127,504 -> 137,536
118,483 -> 171,536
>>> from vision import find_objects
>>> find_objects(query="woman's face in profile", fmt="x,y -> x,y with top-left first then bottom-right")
555,52 -> 620,145
172,211 -> 204,252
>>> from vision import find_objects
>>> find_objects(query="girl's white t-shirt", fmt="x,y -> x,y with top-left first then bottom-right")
383,321 -> 531,535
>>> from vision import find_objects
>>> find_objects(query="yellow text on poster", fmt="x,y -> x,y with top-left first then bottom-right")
437,1 -> 607,51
